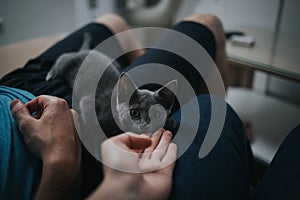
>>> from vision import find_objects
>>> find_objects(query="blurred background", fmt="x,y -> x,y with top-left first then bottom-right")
0,0 -> 299,45
0,0 -> 300,181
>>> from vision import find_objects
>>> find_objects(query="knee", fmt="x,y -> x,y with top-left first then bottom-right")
184,14 -> 223,32
94,13 -> 130,34
184,14 -> 225,46
94,13 -> 125,24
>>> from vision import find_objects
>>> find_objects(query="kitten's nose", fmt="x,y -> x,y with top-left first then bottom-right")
140,121 -> 148,127
145,117 -> 151,124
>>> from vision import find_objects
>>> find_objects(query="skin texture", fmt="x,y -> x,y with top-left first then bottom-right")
10,95 -> 177,200
10,96 -> 81,200
184,14 -> 228,89
95,14 -> 227,89
88,130 -> 177,200
7,13 -> 226,199
94,14 -> 146,62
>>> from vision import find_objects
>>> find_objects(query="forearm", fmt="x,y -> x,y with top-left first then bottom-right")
87,174 -> 141,200
34,158 -> 80,200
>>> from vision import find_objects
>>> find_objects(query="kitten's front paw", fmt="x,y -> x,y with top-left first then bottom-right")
45,70 -> 54,81
46,67 -> 59,81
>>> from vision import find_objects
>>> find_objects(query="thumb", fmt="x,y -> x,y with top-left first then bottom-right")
108,133 -> 152,151
10,99 -> 35,132
127,133 -> 152,150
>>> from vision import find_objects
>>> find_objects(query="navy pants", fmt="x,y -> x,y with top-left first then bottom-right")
1,22 -> 299,199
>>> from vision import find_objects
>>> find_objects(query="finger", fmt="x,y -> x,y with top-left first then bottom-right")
126,132 -> 152,150
110,133 -> 152,151
26,95 -> 68,114
10,99 -> 36,133
152,130 -> 173,161
70,109 -> 80,132
160,143 -> 177,175
70,109 -> 79,123
142,129 -> 164,159
26,95 -> 48,113
162,143 -> 177,165
70,109 -> 82,149
101,135 -> 143,172
32,109 -> 43,119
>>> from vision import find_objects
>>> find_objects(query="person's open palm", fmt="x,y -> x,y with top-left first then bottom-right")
139,130 -> 177,200
100,129 -> 177,200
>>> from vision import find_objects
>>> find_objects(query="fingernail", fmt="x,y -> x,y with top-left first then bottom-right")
10,99 -> 21,109
164,131 -> 172,139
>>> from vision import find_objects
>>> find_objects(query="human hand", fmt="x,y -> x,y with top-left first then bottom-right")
10,95 -> 81,199
137,130 -> 177,200
90,129 -> 177,200
10,95 -> 81,165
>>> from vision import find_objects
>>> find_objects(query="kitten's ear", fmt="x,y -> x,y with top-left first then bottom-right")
157,80 -> 177,109
117,72 -> 137,103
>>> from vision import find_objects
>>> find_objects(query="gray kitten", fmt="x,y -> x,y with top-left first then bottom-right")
46,33 -> 177,136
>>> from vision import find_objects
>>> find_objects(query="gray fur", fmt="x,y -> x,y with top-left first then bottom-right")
46,33 -> 177,135
115,73 -> 177,134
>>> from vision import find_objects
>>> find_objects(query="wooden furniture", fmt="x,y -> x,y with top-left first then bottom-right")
226,26 -> 300,82
226,26 -> 300,164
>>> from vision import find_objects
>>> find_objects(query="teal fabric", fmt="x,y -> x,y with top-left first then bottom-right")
0,86 -> 41,199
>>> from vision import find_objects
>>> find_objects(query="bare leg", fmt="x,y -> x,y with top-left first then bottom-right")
183,14 -> 228,89
94,14 -> 145,63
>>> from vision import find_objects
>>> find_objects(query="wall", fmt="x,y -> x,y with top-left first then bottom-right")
73,0 -> 116,28
280,0 -> 300,35
1,0 -> 299,104
187,0 -> 300,105
192,0 -> 280,31
0,0 -> 75,46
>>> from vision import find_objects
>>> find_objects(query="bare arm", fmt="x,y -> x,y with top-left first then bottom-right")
10,96 -> 177,200
88,130 -> 177,200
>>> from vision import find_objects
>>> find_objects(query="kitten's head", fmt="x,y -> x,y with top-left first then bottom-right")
115,73 -> 177,134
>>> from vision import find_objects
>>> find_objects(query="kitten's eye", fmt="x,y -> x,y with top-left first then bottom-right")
130,109 -> 140,118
